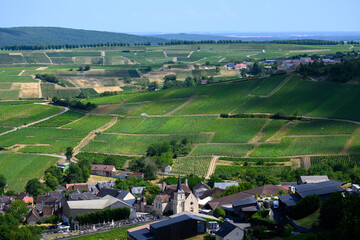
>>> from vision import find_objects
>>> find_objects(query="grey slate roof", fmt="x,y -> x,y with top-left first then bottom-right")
278,194 -> 300,207
68,192 -> 98,201
295,180 -> 344,198
232,196 -> 257,207
128,228 -> 155,240
97,188 -> 122,198
215,222 -> 237,238
215,222 -> 250,238
151,214 -> 205,229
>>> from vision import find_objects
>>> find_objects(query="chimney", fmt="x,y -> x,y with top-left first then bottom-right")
162,182 -> 166,192
185,178 -> 188,187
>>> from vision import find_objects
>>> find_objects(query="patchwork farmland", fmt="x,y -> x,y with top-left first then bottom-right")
0,42 -> 360,191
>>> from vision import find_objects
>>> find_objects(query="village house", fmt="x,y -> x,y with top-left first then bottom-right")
154,176 -> 198,215
66,183 -> 90,192
222,196 -> 260,221
215,221 -> 251,240
91,164 -> 116,177
234,63 -> 247,70
192,182 -> 211,198
97,188 -> 135,205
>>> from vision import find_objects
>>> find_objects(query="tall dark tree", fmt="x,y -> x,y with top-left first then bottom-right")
65,147 -> 73,161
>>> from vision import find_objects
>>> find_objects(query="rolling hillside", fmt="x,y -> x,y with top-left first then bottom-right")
0,27 -> 167,46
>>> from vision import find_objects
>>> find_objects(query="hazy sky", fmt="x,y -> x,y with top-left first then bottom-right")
1,0 -> 359,33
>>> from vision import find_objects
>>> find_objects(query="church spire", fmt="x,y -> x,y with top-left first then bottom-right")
175,174 -> 183,192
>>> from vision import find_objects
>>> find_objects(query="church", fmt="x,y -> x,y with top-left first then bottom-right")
154,175 -> 199,215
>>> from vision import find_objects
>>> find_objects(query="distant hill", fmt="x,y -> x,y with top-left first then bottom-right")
149,33 -> 245,41
149,32 -> 360,42
0,27 -> 167,46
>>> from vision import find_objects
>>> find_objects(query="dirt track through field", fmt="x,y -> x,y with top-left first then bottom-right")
0,104 -> 69,137
166,95 -> 198,116
205,156 -> 219,179
248,119 -> 272,143
44,53 -> 53,64
341,127 -> 360,154
263,75 -> 292,97
73,117 -> 118,156
18,70 -> 25,76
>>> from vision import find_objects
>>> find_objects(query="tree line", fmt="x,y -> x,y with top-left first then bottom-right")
51,96 -> 97,111
2,39 -> 358,51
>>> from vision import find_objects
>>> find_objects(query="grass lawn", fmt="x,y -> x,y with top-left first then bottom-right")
87,175 -> 117,184
295,209 -> 320,228
66,224 -> 142,240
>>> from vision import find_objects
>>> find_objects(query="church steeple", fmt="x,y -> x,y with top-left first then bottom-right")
175,174 -> 183,192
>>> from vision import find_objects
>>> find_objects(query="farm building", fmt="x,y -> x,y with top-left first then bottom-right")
62,195 -> 136,223
298,175 -> 329,184
56,162 -> 70,173
164,165 -> 172,173
91,164 -> 116,177
128,214 -> 206,240
279,180 -> 344,212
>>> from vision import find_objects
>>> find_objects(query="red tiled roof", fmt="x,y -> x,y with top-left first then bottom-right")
23,197 -> 33,204
91,164 -> 115,171
66,183 -> 89,192
243,185 -> 284,196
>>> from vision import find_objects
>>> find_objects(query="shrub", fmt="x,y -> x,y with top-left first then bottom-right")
76,207 -> 130,225
291,194 -> 320,220
213,208 -> 225,218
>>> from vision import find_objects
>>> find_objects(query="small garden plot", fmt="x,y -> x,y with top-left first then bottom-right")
108,100 -> 187,116
0,153 -> 59,192
83,133 -> 211,155
288,119 -> 357,135
192,144 -> 254,156
251,136 -> 349,157
205,118 -> 267,143
156,116 -> 217,133
171,156 -> 212,177
32,110 -> 85,127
